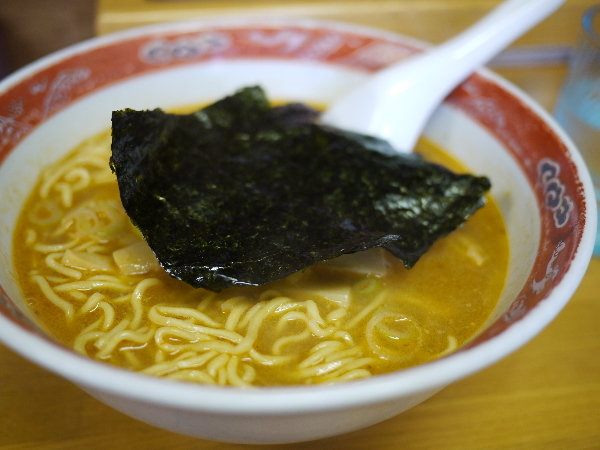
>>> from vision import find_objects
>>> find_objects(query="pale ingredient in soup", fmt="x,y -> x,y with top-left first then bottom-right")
13,131 -> 508,386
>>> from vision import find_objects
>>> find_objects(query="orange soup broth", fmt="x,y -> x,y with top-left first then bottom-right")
12,130 -> 509,386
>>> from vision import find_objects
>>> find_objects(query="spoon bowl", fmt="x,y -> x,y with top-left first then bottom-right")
321,0 -> 567,152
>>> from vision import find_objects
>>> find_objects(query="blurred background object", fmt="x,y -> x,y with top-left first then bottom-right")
554,4 -> 600,255
0,0 -> 95,74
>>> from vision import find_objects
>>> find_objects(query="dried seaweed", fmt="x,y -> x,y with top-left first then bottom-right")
110,86 -> 490,292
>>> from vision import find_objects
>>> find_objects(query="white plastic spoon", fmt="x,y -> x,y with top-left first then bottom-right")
321,0 -> 566,153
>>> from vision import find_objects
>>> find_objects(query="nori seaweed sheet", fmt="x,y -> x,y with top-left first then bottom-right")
110,86 -> 491,292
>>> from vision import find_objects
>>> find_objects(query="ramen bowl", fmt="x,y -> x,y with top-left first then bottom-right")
0,17 -> 595,444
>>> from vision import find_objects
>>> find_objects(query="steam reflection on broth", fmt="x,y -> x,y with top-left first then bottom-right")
13,129 -> 509,386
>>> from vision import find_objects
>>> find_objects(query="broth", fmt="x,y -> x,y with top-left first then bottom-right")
12,130 -> 508,386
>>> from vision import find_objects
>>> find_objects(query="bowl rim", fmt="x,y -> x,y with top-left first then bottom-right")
0,16 -> 595,415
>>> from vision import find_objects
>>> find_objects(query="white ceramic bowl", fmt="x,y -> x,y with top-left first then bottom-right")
0,17 -> 595,444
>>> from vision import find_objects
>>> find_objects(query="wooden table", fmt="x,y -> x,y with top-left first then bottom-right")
1,1 -> 599,448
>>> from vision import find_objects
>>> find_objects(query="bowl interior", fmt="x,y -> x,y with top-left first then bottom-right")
0,59 -> 537,334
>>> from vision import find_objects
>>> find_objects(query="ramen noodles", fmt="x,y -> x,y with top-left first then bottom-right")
13,130 -> 508,386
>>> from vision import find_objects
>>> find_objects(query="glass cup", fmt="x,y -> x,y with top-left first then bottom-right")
554,4 -> 600,255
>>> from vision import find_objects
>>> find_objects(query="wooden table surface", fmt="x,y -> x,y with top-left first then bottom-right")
1,1 -> 599,449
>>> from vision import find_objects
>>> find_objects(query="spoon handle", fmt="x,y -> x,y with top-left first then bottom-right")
322,0 -> 566,152
438,0 -> 566,72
